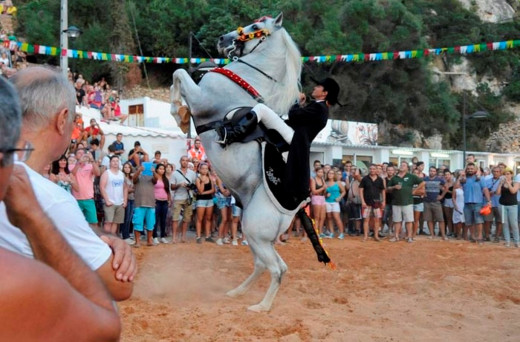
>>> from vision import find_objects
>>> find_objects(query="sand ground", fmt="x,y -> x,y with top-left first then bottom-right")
119,235 -> 520,342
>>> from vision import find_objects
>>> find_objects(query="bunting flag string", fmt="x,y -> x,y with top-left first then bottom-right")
2,38 -> 520,65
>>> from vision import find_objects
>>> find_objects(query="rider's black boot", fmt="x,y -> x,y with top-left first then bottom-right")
216,111 -> 258,146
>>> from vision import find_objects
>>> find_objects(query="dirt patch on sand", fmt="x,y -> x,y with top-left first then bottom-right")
119,237 -> 520,341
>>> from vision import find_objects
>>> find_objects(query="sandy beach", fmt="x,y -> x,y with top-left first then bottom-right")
119,236 -> 520,341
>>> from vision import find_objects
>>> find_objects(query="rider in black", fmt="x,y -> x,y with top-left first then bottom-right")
217,78 -> 340,203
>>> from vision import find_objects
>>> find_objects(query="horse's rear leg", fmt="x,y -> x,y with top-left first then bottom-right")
247,241 -> 288,312
226,255 -> 265,298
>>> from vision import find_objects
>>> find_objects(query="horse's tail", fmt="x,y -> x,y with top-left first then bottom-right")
296,208 -> 336,270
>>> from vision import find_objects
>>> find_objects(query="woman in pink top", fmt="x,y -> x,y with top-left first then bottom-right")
153,163 -> 171,244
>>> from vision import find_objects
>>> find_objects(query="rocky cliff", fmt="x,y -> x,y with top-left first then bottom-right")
385,0 -> 517,151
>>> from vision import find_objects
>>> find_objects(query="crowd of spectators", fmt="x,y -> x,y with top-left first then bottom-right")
305,154 -> 519,247
71,72 -> 128,124
48,135 -> 247,248
48,113 -> 520,250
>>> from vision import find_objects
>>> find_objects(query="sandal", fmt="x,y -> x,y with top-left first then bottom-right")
389,237 -> 399,242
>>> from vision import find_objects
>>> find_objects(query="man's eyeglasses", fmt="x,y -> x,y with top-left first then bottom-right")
0,141 -> 34,167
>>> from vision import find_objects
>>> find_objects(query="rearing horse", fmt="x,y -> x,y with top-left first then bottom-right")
170,13 -> 305,312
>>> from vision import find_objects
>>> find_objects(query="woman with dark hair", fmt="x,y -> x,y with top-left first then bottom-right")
121,162 -> 135,244
50,155 -> 78,193
153,163 -> 171,244
195,163 -> 215,243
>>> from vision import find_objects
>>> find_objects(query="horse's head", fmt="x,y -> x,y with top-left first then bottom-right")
217,13 -> 284,58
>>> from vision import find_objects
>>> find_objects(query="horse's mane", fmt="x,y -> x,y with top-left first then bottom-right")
262,28 -> 302,115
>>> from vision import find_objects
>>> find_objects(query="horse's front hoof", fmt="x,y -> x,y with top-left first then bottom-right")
247,303 -> 270,312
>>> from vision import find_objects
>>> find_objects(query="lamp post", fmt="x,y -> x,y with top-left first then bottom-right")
59,0 -> 82,76
462,93 -> 489,165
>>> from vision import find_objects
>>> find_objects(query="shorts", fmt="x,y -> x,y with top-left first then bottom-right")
413,203 -> 424,212
311,195 -> 326,206
443,198 -> 454,208
77,199 -> 98,224
326,202 -> 341,213
423,202 -> 444,222
103,204 -> 125,223
362,206 -> 382,219
463,203 -> 484,225
216,196 -> 232,210
232,204 -> 242,217
172,199 -> 194,222
132,207 -> 155,231
196,199 -> 214,208
483,207 -> 502,223
392,205 -> 414,223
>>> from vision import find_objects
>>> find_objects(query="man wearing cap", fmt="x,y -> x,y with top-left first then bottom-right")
217,78 -> 340,202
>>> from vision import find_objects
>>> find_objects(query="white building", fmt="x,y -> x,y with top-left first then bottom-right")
80,99 -> 520,173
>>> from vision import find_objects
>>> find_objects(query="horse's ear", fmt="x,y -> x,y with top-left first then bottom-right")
274,12 -> 283,28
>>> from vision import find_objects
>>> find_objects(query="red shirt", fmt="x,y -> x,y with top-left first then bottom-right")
85,126 -> 100,137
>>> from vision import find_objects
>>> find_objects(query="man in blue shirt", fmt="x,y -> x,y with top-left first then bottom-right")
461,163 -> 491,243
112,132 -> 125,157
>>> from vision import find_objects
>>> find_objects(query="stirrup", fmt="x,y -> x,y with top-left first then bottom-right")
215,127 -> 228,146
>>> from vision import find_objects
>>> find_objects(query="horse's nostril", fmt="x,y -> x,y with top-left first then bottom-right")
219,36 -> 224,41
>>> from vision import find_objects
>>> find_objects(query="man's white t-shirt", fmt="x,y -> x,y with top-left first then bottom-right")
171,169 -> 197,201
0,162 -> 111,270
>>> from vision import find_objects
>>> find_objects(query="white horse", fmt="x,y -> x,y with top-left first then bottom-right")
170,13 -> 305,312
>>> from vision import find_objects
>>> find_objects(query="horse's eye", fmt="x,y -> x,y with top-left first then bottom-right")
252,24 -> 259,30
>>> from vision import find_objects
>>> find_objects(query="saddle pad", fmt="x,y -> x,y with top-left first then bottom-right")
262,142 -> 300,212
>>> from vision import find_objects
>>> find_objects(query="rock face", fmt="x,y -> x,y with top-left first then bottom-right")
457,0 -> 515,23
486,120 -> 520,152
123,85 -> 170,103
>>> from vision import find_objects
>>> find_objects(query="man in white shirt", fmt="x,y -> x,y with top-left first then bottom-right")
171,155 -> 197,243
1,66 -> 136,301
100,155 -> 128,234
0,74 -> 121,340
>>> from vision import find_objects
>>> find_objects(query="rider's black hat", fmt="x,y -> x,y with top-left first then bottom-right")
313,77 -> 341,105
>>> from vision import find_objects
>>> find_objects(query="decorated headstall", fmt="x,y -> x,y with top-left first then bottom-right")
232,16 -> 272,57
236,26 -> 270,42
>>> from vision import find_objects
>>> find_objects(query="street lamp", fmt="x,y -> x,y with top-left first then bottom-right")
64,26 -> 82,39
462,93 -> 490,164
59,0 -> 82,76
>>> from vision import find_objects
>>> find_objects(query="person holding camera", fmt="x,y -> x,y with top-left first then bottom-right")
171,155 -> 197,243
132,163 -> 156,247
72,148 -> 101,229
495,167 -> 519,248
128,141 -> 149,168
